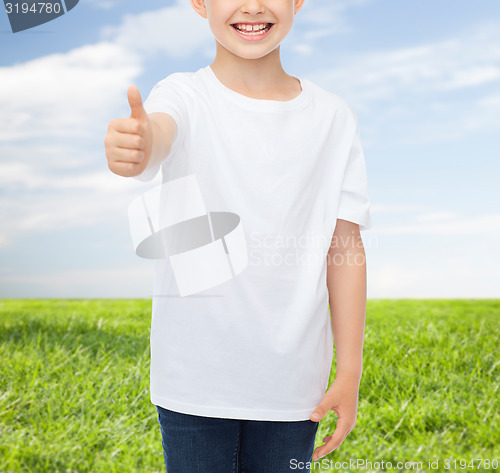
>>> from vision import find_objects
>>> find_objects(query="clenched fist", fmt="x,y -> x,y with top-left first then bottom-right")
105,86 -> 154,177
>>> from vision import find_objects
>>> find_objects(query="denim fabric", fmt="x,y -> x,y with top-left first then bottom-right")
156,405 -> 319,473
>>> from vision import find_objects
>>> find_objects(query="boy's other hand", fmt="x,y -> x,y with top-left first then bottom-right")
104,86 -> 154,177
308,377 -> 359,461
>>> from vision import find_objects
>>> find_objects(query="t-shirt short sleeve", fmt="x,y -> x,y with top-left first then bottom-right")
132,76 -> 187,182
336,122 -> 373,231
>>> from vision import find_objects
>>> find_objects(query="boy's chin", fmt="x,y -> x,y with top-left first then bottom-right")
217,42 -> 280,61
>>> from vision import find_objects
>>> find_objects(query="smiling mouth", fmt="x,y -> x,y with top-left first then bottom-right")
231,23 -> 274,35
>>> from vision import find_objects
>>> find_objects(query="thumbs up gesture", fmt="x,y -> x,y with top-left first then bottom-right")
105,86 -> 154,177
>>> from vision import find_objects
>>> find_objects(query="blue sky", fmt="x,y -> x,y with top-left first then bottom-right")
0,0 -> 499,298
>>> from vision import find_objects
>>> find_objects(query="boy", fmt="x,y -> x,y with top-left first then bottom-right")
104,0 -> 372,471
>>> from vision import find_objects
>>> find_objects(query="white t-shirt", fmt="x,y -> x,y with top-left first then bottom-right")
134,65 -> 372,421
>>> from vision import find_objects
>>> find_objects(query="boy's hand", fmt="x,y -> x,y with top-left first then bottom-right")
309,378 -> 360,460
104,86 -> 154,177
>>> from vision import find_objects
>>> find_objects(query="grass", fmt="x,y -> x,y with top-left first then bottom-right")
0,299 -> 498,473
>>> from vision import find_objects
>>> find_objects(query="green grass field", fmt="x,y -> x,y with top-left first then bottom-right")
0,299 -> 498,473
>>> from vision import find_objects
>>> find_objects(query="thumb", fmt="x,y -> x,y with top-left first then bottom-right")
309,398 -> 332,422
128,85 -> 147,120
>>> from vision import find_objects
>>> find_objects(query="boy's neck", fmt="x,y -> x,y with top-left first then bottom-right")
210,46 -> 301,101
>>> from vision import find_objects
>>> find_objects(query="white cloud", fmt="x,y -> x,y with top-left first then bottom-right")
291,43 -> 313,56
0,161 -> 153,193
0,191 -> 126,237
300,21 -> 500,147
370,213 -> 500,235
446,65 -> 500,89
291,0 -> 375,55
371,204 -> 425,214
369,263 -> 499,298
414,211 -> 460,222
298,3 -> 349,34
309,23 -> 500,112
461,92 -> 500,132
0,265 -> 156,298
100,0 -> 213,59
0,42 -> 142,141
86,0 -> 117,10
299,0 -> 374,30
0,166 -> 160,244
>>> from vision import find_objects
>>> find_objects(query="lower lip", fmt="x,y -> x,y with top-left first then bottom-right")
231,24 -> 274,42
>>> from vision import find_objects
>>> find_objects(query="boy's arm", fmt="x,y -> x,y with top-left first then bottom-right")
144,112 -> 178,172
327,218 -> 367,388
309,217 -> 367,461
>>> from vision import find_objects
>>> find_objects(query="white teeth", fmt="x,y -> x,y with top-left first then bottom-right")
234,23 -> 269,32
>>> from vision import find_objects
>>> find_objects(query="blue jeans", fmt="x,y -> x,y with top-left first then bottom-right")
156,405 -> 319,473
